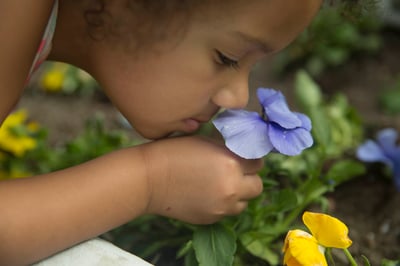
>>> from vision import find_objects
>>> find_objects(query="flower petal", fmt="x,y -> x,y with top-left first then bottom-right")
376,128 -> 400,161
359,128 -> 400,191
294,112 -> 312,131
356,140 -> 393,168
283,229 -> 327,266
268,123 -> 313,156
302,211 -> 352,249
257,88 -> 301,129
256,87 -> 278,103
212,110 -> 273,159
377,128 -> 398,150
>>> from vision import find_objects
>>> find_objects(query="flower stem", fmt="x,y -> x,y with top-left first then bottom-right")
343,248 -> 358,266
326,248 -> 336,266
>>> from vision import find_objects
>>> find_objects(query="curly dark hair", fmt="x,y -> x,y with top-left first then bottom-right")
82,0 -> 376,51
83,0 -> 208,52
327,0 -> 379,17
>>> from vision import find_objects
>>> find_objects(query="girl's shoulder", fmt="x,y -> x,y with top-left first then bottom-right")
0,0 -> 56,123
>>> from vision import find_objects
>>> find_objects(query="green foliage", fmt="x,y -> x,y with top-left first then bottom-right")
295,70 -> 363,157
0,110 -> 49,179
273,4 -> 382,77
193,224 -> 237,266
382,259 -> 400,266
46,116 -> 137,171
379,75 -> 400,115
0,115 -> 136,178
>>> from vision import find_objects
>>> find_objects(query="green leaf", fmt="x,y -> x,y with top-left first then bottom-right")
322,47 -> 349,66
264,189 -> 298,213
361,255 -> 371,266
184,250 -> 199,266
324,159 -> 366,186
308,107 -> 332,147
239,232 -> 279,265
381,259 -> 400,266
294,70 -> 323,109
177,240 -> 193,259
193,224 -> 237,266
380,88 -> 400,114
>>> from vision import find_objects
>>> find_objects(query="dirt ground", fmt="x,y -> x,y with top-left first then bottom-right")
18,30 -> 400,264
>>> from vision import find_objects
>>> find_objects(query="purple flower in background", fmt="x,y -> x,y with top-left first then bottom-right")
212,88 -> 313,159
356,128 -> 400,190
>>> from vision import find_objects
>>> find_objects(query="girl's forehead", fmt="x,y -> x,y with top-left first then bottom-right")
195,0 -> 321,52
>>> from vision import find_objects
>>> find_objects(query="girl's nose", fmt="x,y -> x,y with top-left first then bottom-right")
212,76 -> 249,109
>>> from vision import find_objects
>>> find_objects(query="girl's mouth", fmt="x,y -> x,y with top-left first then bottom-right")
182,118 -> 201,132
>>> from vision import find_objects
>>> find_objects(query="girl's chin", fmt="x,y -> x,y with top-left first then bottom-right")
137,128 -> 185,141
134,120 -> 201,140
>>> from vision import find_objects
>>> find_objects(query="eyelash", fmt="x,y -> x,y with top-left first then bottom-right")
216,50 -> 239,69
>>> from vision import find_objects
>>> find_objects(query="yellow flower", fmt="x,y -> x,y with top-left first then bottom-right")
41,68 -> 65,92
4,137 -> 37,157
0,109 -> 27,128
302,211 -> 352,248
283,229 -> 327,266
282,212 -> 353,266
0,110 -> 38,157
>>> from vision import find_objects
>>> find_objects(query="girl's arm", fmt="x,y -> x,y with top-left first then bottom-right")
0,146 -> 150,265
0,137 -> 263,266
0,0 -> 54,123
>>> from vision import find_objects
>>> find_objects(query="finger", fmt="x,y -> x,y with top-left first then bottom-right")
239,158 -> 264,174
239,174 -> 264,201
230,201 -> 249,216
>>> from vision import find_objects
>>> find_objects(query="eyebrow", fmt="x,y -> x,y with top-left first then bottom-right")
230,31 -> 274,53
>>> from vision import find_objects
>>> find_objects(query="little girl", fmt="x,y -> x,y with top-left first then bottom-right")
0,0 -> 321,264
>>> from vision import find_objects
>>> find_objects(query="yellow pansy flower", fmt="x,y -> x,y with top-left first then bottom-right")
3,137 -> 37,157
0,109 -> 27,128
302,211 -> 352,248
41,68 -> 66,92
0,110 -> 38,157
283,229 -> 327,266
283,212 -> 353,266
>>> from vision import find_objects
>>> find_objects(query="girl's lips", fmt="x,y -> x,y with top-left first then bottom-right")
182,118 -> 201,132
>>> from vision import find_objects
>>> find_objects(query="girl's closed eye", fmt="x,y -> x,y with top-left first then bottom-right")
215,50 -> 239,70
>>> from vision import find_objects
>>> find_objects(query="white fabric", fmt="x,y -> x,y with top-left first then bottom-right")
32,238 -> 153,266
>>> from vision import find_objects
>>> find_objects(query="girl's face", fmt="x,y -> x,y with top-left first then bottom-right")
94,0 -> 321,139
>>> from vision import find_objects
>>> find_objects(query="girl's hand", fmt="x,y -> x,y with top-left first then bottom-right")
140,136 -> 263,224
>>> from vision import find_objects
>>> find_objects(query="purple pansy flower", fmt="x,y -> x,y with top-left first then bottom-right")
356,128 -> 400,190
212,88 -> 313,159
